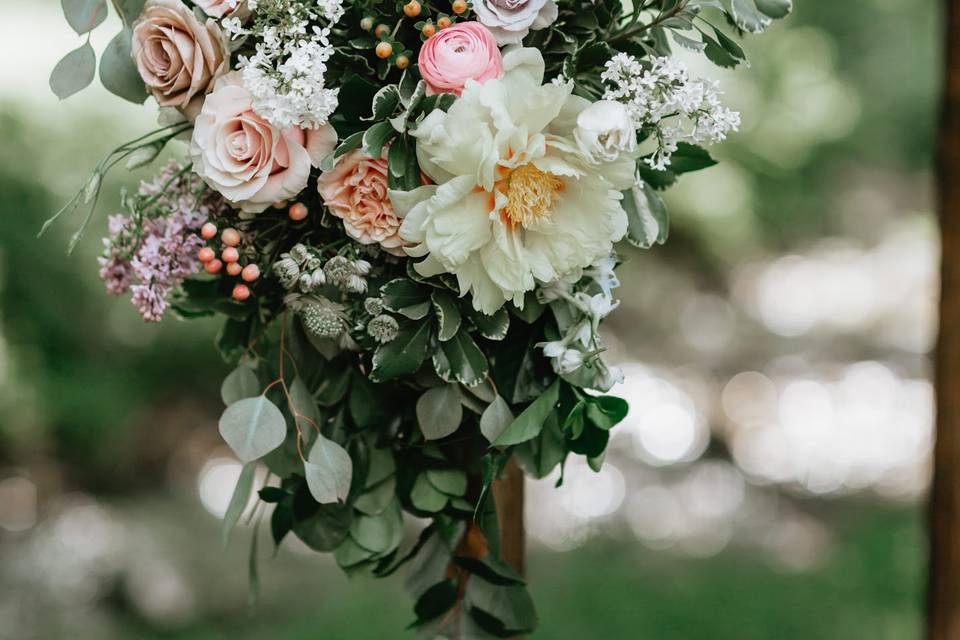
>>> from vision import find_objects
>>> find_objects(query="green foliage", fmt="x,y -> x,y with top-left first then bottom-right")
219,396 -> 287,463
49,43 -> 97,100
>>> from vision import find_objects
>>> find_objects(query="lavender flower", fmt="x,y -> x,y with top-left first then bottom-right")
98,160 -> 223,322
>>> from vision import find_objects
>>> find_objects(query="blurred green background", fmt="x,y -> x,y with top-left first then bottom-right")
0,0 -> 938,638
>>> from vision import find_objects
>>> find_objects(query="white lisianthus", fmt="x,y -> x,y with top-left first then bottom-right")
391,48 -> 635,314
574,100 -> 637,163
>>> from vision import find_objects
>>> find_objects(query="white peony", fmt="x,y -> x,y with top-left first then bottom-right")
391,48 -> 635,314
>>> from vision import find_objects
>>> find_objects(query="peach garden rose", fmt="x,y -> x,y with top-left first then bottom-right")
417,22 -> 503,96
317,150 -> 406,255
132,0 -> 229,118
190,72 -> 337,214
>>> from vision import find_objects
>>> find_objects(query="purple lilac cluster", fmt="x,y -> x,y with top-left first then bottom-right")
99,160 -> 222,322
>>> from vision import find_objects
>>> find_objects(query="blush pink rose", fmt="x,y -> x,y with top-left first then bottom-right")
194,0 -> 243,18
190,73 -> 337,214
317,150 -> 406,255
132,0 -> 228,118
418,22 -> 504,96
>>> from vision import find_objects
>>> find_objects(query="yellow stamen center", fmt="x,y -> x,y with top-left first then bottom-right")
498,164 -> 564,229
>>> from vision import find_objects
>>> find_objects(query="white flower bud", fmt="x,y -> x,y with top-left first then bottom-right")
574,100 -> 637,163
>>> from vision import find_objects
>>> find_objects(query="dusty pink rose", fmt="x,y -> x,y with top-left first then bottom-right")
194,0 -> 243,18
190,73 -> 337,214
317,150 -> 406,255
418,22 -> 503,96
132,0 -> 228,118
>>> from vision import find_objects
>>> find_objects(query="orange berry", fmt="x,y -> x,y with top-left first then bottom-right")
374,24 -> 390,38
200,222 -> 217,240
204,259 -> 223,274
437,16 -> 452,28
396,55 -> 410,69
452,0 -> 467,13
360,16 -> 375,31
221,227 -> 241,247
403,1 -> 421,17
198,247 -> 215,263
222,247 -> 240,263
232,284 -> 251,301
289,202 -> 308,221
241,264 -> 261,282
375,41 -> 393,59
226,262 -> 243,276
422,23 -> 436,37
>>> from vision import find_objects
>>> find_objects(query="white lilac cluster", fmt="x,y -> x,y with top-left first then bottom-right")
537,256 -> 624,391
224,0 -> 343,130
601,53 -> 741,170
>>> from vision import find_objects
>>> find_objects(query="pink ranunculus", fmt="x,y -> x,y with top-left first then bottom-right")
473,0 -> 558,44
132,0 -> 229,118
317,150 -> 406,255
418,22 -> 504,96
190,73 -> 337,214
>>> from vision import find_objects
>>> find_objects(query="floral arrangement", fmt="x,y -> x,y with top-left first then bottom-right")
48,0 -> 790,635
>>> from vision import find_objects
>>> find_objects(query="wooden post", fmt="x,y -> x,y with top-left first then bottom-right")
492,457 -> 526,575
929,2 -> 960,637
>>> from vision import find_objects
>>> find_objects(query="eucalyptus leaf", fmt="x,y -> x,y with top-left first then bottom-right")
292,503 -> 353,551
410,473 -> 449,512
416,384 -> 463,440
355,476 -> 396,515
305,434 -> 353,503
50,42 -> 96,100
221,461 -> 255,547
62,0 -> 108,34
218,396 -> 287,463
425,469 -> 467,496
480,395 -> 515,443
220,365 -> 260,406
289,376 -> 321,426
100,28 -> 148,103
466,581 -> 538,636
350,502 -> 403,553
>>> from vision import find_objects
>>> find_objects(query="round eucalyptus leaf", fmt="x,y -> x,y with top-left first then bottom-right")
305,434 -> 353,504
410,473 -> 448,512
220,365 -> 260,406
416,385 -> 463,440
218,396 -> 286,463
480,395 -> 514,443
49,42 -> 96,100
349,503 -> 402,554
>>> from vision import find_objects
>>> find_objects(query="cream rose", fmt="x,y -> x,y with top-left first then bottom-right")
132,0 -> 229,118
190,73 -> 337,214
574,100 -> 637,163
473,0 -> 558,45
317,150 -> 406,255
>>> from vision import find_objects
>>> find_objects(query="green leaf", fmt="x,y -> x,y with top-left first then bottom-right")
366,445 -> 397,487
480,395 -> 514,443
112,0 -> 146,25
350,503 -> 403,553
366,84 -> 401,121
221,461 -> 255,547
219,396 -> 287,463
220,365 -> 260,406
292,503 -> 353,551
585,395 -> 629,430
493,379 -> 560,447
411,472 -> 449,512
381,278 -> 432,319
470,307 -> 509,341
702,30 -> 741,68
426,469 -> 467,496
289,376 -> 321,427
413,579 -> 459,625
334,536 -> 376,568
431,291 -> 461,342
453,555 -> 525,586
622,181 -> 669,249
304,434 -> 353,503
349,371 -> 384,428
370,320 -> 432,382
50,42 -> 96,100
725,0 -> 792,32
99,28 -> 148,104
466,580 -> 538,635
416,384 -> 463,440
355,476 -> 396,515
434,328 -> 489,386
362,120 -> 396,159
510,292 -> 545,323
62,0 -> 107,34
316,369 -> 351,406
